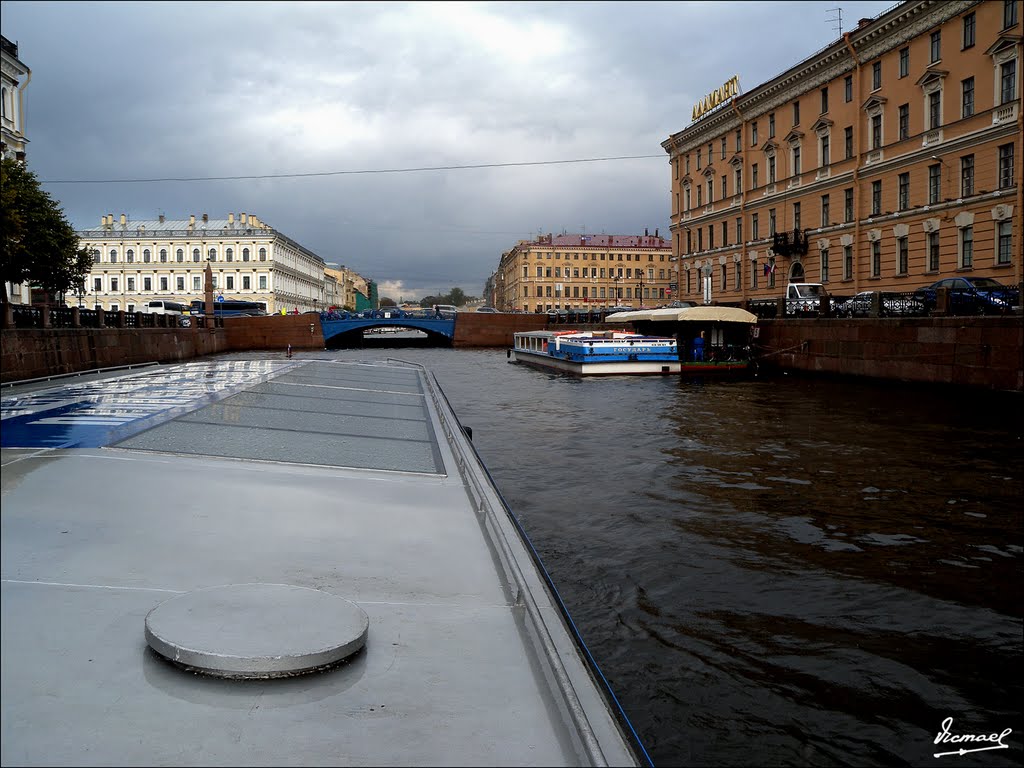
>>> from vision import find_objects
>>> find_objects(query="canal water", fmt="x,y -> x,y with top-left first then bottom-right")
237,346 -> 1022,766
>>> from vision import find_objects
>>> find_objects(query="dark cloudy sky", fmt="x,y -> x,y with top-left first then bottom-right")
3,0 -> 893,301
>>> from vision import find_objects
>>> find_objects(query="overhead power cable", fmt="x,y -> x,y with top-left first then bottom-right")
42,154 -> 665,185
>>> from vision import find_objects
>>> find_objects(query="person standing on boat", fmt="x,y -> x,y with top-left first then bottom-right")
693,331 -> 705,361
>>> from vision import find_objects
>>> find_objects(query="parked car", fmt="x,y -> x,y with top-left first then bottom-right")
785,283 -> 829,315
475,306 -> 498,313
835,291 -> 926,317
913,277 -> 1020,315
546,308 -> 569,321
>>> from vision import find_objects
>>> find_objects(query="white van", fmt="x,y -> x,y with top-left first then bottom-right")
433,304 -> 458,315
142,300 -> 188,315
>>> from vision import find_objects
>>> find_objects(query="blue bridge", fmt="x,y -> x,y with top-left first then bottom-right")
320,309 -> 457,344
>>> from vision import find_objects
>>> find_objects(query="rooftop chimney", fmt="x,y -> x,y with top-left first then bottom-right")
228,213 -> 234,225
158,214 -> 165,224
120,213 -> 127,227
202,213 -> 208,224
189,214 -> 196,226
107,213 -> 114,230
858,17 -> 872,28
241,213 -> 248,225
645,227 -> 649,236
655,228 -> 659,238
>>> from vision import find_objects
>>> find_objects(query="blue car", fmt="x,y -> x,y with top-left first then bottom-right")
913,277 -> 1020,315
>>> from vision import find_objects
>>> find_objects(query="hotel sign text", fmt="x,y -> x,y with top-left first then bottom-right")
692,75 -> 740,122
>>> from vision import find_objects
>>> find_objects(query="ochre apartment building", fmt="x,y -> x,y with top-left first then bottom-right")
663,0 -> 1021,303
494,232 -> 673,313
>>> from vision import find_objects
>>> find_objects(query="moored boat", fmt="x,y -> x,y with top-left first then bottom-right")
509,329 -> 681,375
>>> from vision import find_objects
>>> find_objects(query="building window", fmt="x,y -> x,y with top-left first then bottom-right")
751,261 -> 758,289
721,174 -> 727,199
696,150 -> 701,171
110,277 -> 119,291
998,143 -> 1014,188
898,172 -> 910,210
259,248 -> 268,261
962,77 -> 975,117
1001,59 -> 1017,104
793,100 -> 800,125
961,154 -> 974,196
963,12 -> 976,48
899,104 -> 909,140
722,221 -> 728,246
821,249 -> 829,282
792,145 -> 801,175
736,216 -> 743,243
752,163 -> 759,189
143,277 -> 152,291
845,126 -> 854,159
897,237 -> 909,274
959,226 -> 974,268
1005,0 -> 1018,28
259,275 -> 268,291
845,75 -> 853,102
752,121 -> 758,145
697,229 -> 703,251
93,277 -> 102,291
820,87 -> 828,113
721,138 -> 727,159
127,278 -> 135,291
734,167 -> 742,194
769,208 -> 777,236
697,186 -> 702,206
928,231 -> 940,271
821,133 -> 830,166
109,249 -> 117,263
176,276 -> 185,291
243,275 -> 251,290
821,194 -> 830,227
928,90 -> 942,130
929,163 -> 942,203
752,213 -> 759,240
871,114 -> 882,149
769,113 -> 775,138
997,221 -> 1013,264
872,61 -> 882,90
226,247 -> 233,262
91,249 -> 100,263
871,180 -> 882,216
768,156 -> 776,183
871,241 -> 881,277
126,249 -> 134,264
899,47 -> 909,77
707,178 -> 714,203
930,30 -> 941,63
684,187 -> 691,211
792,202 -> 801,231
708,226 -> 715,250
160,277 -> 169,291
192,276 -> 201,290
208,248 -> 217,261
192,248 -> 200,262
226,276 -> 234,290
844,245 -> 854,279
735,129 -> 742,152
844,188 -> 854,222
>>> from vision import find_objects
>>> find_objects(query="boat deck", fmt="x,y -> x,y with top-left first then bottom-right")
1,358 -> 640,766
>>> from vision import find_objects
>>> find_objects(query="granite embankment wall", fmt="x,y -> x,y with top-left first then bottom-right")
2,312 -> 1021,390
753,316 -> 1023,391
0,315 -> 318,384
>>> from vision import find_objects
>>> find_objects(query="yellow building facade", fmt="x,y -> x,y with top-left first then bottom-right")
663,0 -> 1021,302
494,232 -> 674,313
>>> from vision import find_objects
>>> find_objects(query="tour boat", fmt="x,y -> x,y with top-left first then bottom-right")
508,306 -> 759,376
509,330 -> 682,375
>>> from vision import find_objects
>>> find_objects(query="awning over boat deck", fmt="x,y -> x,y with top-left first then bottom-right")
605,306 -> 758,324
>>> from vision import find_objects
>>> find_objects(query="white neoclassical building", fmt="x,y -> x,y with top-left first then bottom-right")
76,212 -> 328,314
3,34 -> 32,306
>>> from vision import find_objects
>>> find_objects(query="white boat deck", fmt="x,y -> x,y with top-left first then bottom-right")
1,358 -> 642,767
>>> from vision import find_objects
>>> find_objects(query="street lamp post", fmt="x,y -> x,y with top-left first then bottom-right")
636,272 -> 646,308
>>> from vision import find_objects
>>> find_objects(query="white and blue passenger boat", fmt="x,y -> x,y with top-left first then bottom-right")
510,330 -> 682,375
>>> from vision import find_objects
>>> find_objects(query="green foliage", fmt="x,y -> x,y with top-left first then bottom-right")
379,296 -> 397,307
1,158 -> 92,303
417,288 -> 476,308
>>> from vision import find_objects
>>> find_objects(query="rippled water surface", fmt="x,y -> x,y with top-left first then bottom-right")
236,347 -> 1023,766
